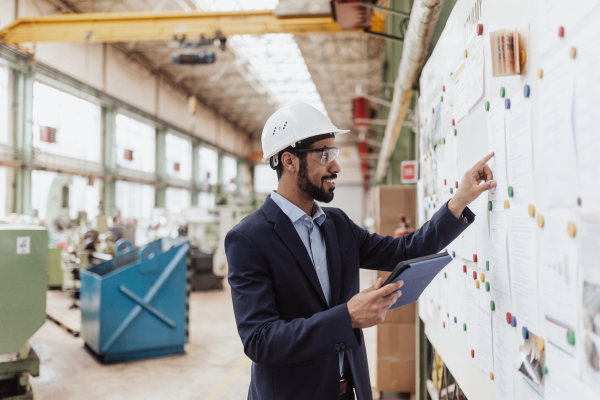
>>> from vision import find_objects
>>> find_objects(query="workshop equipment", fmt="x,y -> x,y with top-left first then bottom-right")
0,226 -> 48,399
80,238 -> 190,362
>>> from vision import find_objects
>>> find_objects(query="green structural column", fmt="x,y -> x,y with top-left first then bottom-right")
155,128 -> 167,208
236,160 -> 244,195
191,142 -> 200,206
13,68 -> 33,216
102,106 -> 117,217
217,152 -> 224,187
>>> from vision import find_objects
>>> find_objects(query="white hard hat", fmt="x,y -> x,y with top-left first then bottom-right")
261,102 -> 349,164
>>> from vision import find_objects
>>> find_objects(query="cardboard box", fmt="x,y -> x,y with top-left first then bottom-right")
372,186 -> 417,229
377,323 -> 416,393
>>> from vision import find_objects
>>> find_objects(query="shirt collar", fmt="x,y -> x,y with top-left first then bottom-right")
270,191 -> 327,226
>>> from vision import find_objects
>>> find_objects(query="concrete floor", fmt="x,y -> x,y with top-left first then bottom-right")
30,270 -> 379,400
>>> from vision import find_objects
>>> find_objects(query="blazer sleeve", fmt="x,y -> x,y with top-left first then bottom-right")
345,200 -> 475,271
225,229 -> 361,365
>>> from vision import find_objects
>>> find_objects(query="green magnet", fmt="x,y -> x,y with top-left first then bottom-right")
454,129 -> 457,136
434,144 -> 437,151
486,261 -> 490,271
463,323 -> 467,331
508,186 -> 514,197
443,138 -> 446,144
486,282 -> 490,291
541,365 -> 548,375
485,101 -> 490,111
441,96 -> 444,102
444,272 -> 447,278
490,300 -> 495,311
450,188 -> 454,194
488,201 -> 493,211
567,330 -> 576,345
500,87 -> 506,98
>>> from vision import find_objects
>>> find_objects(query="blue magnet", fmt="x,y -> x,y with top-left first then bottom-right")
522,326 -> 529,339
433,204 -> 436,209
454,316 -> 457,323
445,248 -> 448,253
505,98 -> 511,109
511,316 -> 518,327
524,84 -> 531,98
452,251 -> 456,257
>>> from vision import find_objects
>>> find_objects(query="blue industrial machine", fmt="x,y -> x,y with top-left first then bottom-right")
80,238 -> 189,362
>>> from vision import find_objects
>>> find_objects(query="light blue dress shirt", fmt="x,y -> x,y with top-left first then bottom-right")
270,191 -> 346,376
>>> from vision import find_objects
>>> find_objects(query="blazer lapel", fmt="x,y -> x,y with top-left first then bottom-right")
262,197 -> 328,307
321,216 -> 341,307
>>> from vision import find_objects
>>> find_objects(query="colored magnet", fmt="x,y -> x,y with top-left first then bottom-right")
520,50 -> 527,65
455,181 -> 458,189
454,316 -> 457,323
522,326 -> 529,339
480,273 -> 485,283
558,26 -> 565,37
463,265 -> 467,273
464,49 -> 468,58
486,282 -> 490,292
524,84 -> 531,98
528,204 -> 536,217
567,330 -> 575,345
500,87 -> 505,98
511,316 -> 517,327
488,201 -> 493,211
567,221 -> 577,238
444,179 -> 447,185
485,101 -> 490,111
542,365 -> 548,375
452,119 -> 455,126
463,323 -> 467,331
490,372 -> 494,380
473,254 -> 478,262
537,214 -> 545,228
441,95 -> 444,102
538,68 -> 544,79
471,349 -> 475,358
477,24 -> 484,36
486,261 -> 490,271
490,300 -> 495,311
570,47 -> 577,59
475,280 -> 480,289
432,108 -> 435,114
434,144 -> 437,151
508,186 -> 514,197
519,345 -> 523,352
443,138 -> 446,144
504,199 -> 510,209
505,98 -> 511,109
443,322 -> 446,328
452,251 -> 456,257
506,312 -> 512,324
537,336 -> 545,351
447,313 -> 449,318
450,188 -> 454,194
578,197 -> 582,206
443,85 -> 446,92
437,304 -> 440,310
444,272 -> 447,278
454,129 -> 457,136
473,271 -> 477,280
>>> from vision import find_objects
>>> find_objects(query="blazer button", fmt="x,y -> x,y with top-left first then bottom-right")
334,344 -> 340,351
340,343 -> 346,350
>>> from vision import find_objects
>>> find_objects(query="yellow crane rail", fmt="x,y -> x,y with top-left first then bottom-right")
0,10 -> 345,44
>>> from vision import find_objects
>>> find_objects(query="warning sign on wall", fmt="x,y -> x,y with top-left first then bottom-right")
401,161 -> 419,184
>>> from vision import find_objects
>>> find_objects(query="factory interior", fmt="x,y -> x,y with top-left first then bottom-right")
2,0 -> 600,399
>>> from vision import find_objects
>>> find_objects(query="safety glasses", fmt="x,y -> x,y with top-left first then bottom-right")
292,146 -> 340,165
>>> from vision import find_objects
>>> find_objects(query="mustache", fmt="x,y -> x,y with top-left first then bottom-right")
322,173 -> 337,181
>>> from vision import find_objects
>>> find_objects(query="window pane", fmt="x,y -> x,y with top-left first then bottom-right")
115,181 -> 155,221
0,167 -> 9,218
166,187 -> 191,214
254,164 -> 278,194
222,156 -> 237,191
0,64 -> 8,144
199,147 -> 218,186
199,191 -> 215,209
32,82 -> 101,162
166,133 -> 192,181
116,114 -> 156,173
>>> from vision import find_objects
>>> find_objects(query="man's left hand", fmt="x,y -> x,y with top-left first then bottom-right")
448,152 -> 497,218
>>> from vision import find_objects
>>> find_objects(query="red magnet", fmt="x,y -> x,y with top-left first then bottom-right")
558,26 -> 565,37
443,85 -> 446,92
506,312 -> 512,324
463,265 -> 467,273
452,119 -> 455,126
473,254 -> 478,262
455,181 -> 458,189
471,349 -> 475,358
443,322 -> 446,328
444,179 -> 447,185
473,271 -> 477,280
477,24 -> 483,36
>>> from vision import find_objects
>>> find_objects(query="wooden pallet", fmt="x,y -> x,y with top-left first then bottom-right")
46,290 -> 81,337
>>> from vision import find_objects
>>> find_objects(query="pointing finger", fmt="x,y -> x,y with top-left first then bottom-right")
473,152 -> 495,170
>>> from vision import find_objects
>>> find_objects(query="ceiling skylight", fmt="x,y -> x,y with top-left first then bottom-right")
228,33 -> 328,115
191,0 -> 278,11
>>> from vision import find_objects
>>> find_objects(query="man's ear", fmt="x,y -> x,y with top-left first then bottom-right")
281,152 -> 298,175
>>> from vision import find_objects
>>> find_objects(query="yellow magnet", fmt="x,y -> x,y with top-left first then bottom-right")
570,47 -> 577,59
537,336 -> 545,351
437,304 -> 440,310
528,204 -> 536,217
480,273 -> 485,283
519,345 -> 523,352
567,221 -> 577,238
504,199 -> 510,209
537,68 -> 544,79
464,49 -> 468,58
537,214 -> 545,228
520,50 -> 526,65
490,372 -> 494,380
475,280 -> 480,289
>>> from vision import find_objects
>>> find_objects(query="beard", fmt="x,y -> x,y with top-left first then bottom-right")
297,156 -> 336,203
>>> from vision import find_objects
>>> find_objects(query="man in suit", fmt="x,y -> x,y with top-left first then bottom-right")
225,103 -> 496,400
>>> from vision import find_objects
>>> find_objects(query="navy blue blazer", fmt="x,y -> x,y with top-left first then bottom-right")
225,196 -> 474,400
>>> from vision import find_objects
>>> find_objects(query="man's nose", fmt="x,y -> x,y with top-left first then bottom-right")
329,160 -> 341,174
